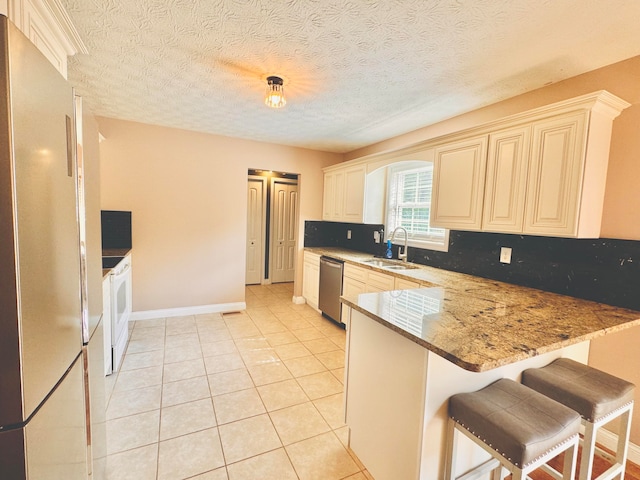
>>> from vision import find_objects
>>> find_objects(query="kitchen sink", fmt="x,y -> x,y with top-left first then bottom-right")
362,259 -> 418,270
362,259 -> 397,267
384,264 -> 418,270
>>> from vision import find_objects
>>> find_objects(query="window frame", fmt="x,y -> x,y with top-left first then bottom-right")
385,161 -> 449,253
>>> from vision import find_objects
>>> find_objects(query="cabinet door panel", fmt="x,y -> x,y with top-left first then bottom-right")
323,166 -> 366,223
303,253 -> 320,308
483,126 -> 531,233
395,278 -> 420,290
431,136 -> 488,230
342,166 -> 366,222
344,263 -> 368,282
524,112 -> 587,236
332,171 -> 344,219
343,277 -> 366,298
322,173 -> 335,221
366,271 -> 395,291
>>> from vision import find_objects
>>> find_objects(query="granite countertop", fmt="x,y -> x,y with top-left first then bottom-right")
102,248 -> 132,278
103,248 -> 132,258
306,247 -> 640,372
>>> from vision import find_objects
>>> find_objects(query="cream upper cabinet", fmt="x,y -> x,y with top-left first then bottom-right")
342,166 -> 366,222
322,172 -> 336,220
430,135 -> 489,230
6,0 -> 88,78
482,125 -> 531,233
430,91 -> 629,238
322,164 -> 366,223
319,91 -> 627,238
524,112 -> 587,237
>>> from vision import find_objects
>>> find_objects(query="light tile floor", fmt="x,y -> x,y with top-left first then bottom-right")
104,283 -> 373,480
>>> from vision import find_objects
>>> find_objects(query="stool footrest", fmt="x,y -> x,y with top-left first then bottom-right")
456,458 -> 501,480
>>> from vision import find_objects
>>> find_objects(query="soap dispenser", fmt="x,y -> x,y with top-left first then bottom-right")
385,240 -> 393,259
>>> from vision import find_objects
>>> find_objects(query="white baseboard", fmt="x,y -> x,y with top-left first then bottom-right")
292,296 -> 306,305
130,302 -> 246,321
596,427 -> 640,465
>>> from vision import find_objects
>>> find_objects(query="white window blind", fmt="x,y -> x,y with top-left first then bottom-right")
386,163 -> 447,249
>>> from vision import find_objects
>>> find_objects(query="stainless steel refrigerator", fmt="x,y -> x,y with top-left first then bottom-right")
0,15 -> 105,479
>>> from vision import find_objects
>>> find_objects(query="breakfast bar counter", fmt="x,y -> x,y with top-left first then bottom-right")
310,247 -> 640,480
342,285 -> 640,373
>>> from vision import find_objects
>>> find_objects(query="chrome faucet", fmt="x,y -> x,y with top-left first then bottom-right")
390,227 -> 408,262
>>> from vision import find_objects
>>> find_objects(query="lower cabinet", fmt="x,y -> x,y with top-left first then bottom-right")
302,252 -> 320,309
394,277 -> 420,290
303,255 -> 427,323
366,270 -> 395,292
343,276 -> 366,298
343,263 -> 394,294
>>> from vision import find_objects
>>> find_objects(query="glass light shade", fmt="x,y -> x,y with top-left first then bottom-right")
265,76 -> 286,108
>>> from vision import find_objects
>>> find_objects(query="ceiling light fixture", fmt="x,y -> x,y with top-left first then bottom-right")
265,76 -> 286,109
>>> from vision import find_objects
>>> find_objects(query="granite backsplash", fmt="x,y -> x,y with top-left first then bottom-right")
304,221 -> 640,311
304,221 -> 385,255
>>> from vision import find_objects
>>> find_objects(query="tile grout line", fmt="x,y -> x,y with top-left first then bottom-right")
107,285 -> 367,479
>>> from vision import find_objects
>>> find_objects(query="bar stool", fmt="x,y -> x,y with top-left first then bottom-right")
445,378 -> 581,480
522,358 -> 635,480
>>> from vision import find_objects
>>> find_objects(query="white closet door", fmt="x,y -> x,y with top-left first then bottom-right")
271,180 -> 298,283
245,178 -> 264,285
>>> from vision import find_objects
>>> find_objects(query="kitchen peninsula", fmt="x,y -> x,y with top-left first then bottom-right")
305,247 -> 640,480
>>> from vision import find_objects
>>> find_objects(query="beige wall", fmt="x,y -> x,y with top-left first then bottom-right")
98,117 -> 341,312
345,56 -> 640,444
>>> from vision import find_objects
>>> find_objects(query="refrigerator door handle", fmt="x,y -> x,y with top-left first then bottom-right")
80,241 -> 90,345
65,115 -> 74,177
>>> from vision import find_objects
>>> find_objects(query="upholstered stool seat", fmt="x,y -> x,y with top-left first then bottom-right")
523,358 -> 635,480
445,378 -> 581,480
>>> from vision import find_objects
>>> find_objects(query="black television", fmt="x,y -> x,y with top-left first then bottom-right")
101,210 -> 132,250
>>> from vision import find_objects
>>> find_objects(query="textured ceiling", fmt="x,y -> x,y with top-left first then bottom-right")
60,0 -> 640,153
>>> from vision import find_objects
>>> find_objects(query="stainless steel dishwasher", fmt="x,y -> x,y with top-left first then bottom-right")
318,256 -> 344,326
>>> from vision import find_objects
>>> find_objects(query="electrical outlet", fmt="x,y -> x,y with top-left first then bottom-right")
347,230 -> 352,240
500,247 -> 512,264
373,231 -> 381,243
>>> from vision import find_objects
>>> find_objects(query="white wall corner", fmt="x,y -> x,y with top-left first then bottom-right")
292,296 -> 306,305
130,302 -> 247,321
